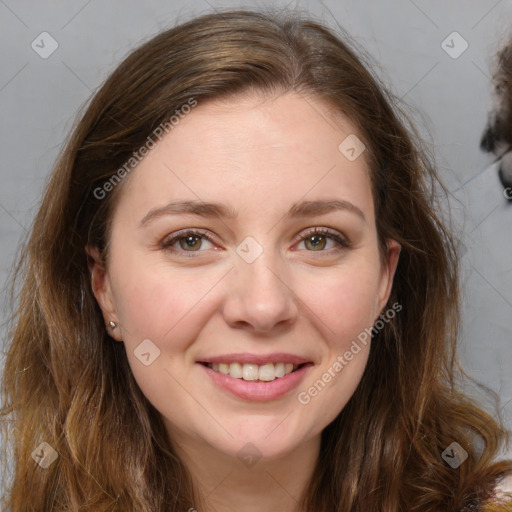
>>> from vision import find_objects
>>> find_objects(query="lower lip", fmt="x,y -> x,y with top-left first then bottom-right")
198,363 -> 313,402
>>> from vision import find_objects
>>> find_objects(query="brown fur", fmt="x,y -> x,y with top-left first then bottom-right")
481,36 -> 512,197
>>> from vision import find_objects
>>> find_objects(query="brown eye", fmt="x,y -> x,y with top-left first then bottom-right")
161,229 -> 215,255
297,228 -> 350,253
179,235 -> 203,251
304,233 -> 328,251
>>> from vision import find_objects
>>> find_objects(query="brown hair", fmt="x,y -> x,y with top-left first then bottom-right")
2,8 -> 511,512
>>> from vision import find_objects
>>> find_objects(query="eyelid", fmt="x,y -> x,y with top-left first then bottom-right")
159,228 -> 217,255
294,227 -> 351,252
160,226 -> 351,256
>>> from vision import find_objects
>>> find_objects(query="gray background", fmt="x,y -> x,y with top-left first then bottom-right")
1,0 -> 511,465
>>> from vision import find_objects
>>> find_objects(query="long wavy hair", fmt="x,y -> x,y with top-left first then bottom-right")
2,9 -> 511,512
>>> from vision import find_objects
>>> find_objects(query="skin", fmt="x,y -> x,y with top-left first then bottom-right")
87,91 -> 400,512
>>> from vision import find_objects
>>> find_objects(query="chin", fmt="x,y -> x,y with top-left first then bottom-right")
207,421 -> 307,462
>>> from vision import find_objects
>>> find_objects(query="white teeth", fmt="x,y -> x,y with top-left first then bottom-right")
206,362 -> 300,381
258,363 -> 276,381
242,364 -> 259,381
219,363 -> 230,375
274,362 -> 285,378
229,362 -> 243,379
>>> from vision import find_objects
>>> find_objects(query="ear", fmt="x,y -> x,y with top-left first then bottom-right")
85,245 -> 122,341
375,238 -> 401,320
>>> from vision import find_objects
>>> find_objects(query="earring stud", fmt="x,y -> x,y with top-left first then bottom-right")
109,321 -> 117,329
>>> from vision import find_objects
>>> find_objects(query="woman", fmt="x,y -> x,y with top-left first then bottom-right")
1,9 -> 511,512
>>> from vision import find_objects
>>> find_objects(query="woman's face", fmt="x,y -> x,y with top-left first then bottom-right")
89,91 -> 400,462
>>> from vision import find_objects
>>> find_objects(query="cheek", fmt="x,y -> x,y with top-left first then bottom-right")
297,261 -> 383,343
111,246 -> 383,360
291,258 -> 381,410
109,251 -> 228,349
297,345 -> 370,429
293,267 -> 377,429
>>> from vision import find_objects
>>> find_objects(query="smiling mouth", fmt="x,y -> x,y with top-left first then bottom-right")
198,361 -> 309,381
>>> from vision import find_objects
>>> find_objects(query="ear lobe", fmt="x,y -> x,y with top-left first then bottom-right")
85,245 -> 121,340
376,239 -> 401,317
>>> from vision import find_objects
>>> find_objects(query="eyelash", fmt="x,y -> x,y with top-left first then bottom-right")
159,228 -> 350,257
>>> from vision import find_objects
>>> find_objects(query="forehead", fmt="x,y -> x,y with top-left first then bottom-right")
167,91 -> 363,159
115,91 -> 374,223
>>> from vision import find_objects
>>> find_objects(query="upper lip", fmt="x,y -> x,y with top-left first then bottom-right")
197,353 -> 312,365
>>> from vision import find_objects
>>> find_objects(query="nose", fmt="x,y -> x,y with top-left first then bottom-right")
221,247 -> 299,334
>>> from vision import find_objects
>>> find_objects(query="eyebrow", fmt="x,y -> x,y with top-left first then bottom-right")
139,198 -> 366,227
